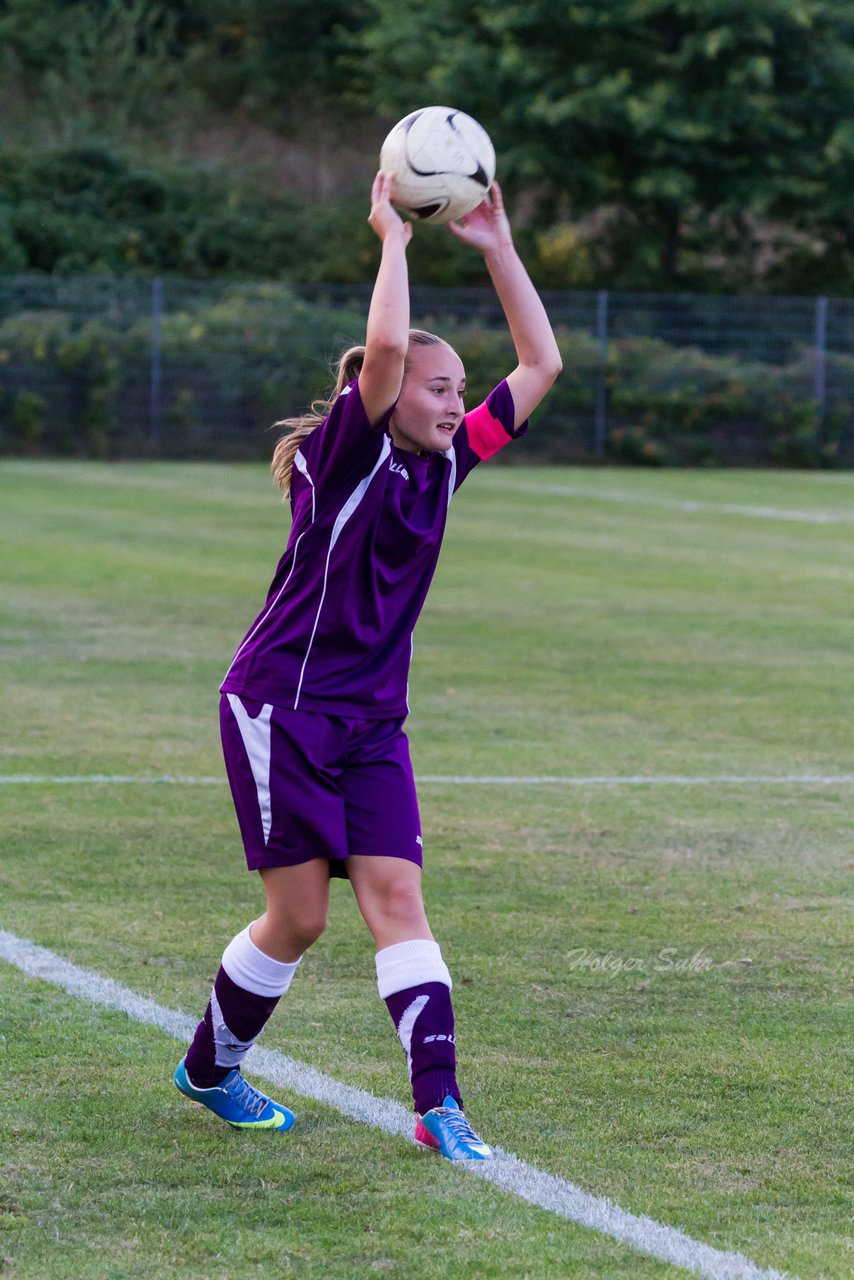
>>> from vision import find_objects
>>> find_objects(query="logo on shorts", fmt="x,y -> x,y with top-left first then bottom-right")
415,835 -> 423,846
423,1034 -> 455,1044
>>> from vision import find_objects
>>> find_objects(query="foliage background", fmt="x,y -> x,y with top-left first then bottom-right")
1,0 -> 852,294
2,276 -> 851,466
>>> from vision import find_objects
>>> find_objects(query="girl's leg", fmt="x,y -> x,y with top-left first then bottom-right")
346,854 -> 461,1115
252,860 -> 332,961
184,858 -> 330,1087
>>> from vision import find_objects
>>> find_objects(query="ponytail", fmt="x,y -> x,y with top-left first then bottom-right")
271,329 -> 452,499
271,345 -> 366,497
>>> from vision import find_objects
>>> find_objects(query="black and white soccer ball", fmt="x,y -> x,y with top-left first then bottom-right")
379,107 -> 496,225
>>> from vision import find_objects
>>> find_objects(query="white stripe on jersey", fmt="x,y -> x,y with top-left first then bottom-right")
222,532 -> 306,683
294,449 -> 315,523
226,694 -> 274,844
220,454 -> 317,685
294,438 -> 391,710
405,631 -> 414,715
446,444 -> 458,499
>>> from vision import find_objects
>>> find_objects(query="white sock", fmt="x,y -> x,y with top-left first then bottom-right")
375,938 -> 452,999
221,924 -> 301,998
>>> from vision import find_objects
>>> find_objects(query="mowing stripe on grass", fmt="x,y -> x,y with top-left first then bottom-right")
1,773 -> 853,787
1,927 -> 793,1280
478,480 -> 854,526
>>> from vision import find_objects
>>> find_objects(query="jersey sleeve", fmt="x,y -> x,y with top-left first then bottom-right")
294,379 -> 395,504
450,380 -> 528,492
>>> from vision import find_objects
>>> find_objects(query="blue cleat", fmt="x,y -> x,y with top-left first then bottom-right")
173,1057 -> 295,1131
415,1095 -> 494,1161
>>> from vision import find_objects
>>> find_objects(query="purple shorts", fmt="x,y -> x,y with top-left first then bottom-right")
219,693 -> 422,877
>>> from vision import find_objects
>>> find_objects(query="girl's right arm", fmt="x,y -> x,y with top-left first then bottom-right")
359,171 -> 413,427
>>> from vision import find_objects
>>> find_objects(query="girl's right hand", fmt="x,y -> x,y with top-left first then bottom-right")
368,171 -> 412,245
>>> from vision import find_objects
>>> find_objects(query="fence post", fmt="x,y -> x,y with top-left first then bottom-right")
149,277 -> 163,450
813,295 -> 827,441
594,288 -> 609,458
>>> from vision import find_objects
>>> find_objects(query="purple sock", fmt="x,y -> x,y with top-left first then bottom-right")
384,980 -> 462,1115
185,967 -> 280,1087
184,925 -> 301,1088
375,939 -> 462,1115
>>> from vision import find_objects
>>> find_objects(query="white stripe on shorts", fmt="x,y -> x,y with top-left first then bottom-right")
226,694 -> 274,845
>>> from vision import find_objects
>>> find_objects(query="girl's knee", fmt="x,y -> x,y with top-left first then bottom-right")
286,910 -> 328,953
260,861 -> 330,954
375,878 -> 426,928
260,901 -> 328,956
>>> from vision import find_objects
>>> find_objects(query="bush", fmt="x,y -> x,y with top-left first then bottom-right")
0,279 -> 850,465
0,145 -> 312,278
0,142 -> 506,288
10,390 -> 46,446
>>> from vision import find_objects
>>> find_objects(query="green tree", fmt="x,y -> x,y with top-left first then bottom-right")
138,0 -> 372,114
353,0 -> 854,292
0,0 -> 371,126
0,0 -> 182,140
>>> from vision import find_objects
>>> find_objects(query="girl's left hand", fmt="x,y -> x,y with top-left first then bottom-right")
447,181 -> 513,254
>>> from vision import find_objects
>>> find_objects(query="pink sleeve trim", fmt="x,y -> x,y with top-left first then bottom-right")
465,402 -> 512,461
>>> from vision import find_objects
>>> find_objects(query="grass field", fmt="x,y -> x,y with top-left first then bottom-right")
1,460 -> 852,1280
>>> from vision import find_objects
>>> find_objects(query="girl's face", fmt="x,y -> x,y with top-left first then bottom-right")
389,343 -> 466,455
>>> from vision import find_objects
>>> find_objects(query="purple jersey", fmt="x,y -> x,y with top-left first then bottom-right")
220,378 -> 527,717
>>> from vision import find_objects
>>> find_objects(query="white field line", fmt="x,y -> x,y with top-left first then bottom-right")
479,480 -> 854,526
0,775 -> 226,785
0,928 -> 793,1280
1,773 -> 853,787
421,774 -> 854,786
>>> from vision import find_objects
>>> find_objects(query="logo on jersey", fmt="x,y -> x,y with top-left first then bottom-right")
389,460 -> 410,481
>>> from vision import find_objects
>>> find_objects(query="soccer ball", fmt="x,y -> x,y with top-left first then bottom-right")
379,106 -> 496,225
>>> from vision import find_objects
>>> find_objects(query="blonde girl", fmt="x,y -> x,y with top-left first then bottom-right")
174,171 -> 562,1160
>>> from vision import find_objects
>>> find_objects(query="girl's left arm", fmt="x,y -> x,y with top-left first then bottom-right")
449,183 -> 562,428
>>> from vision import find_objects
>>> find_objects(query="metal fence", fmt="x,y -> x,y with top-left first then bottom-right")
0,274 -> 851,464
